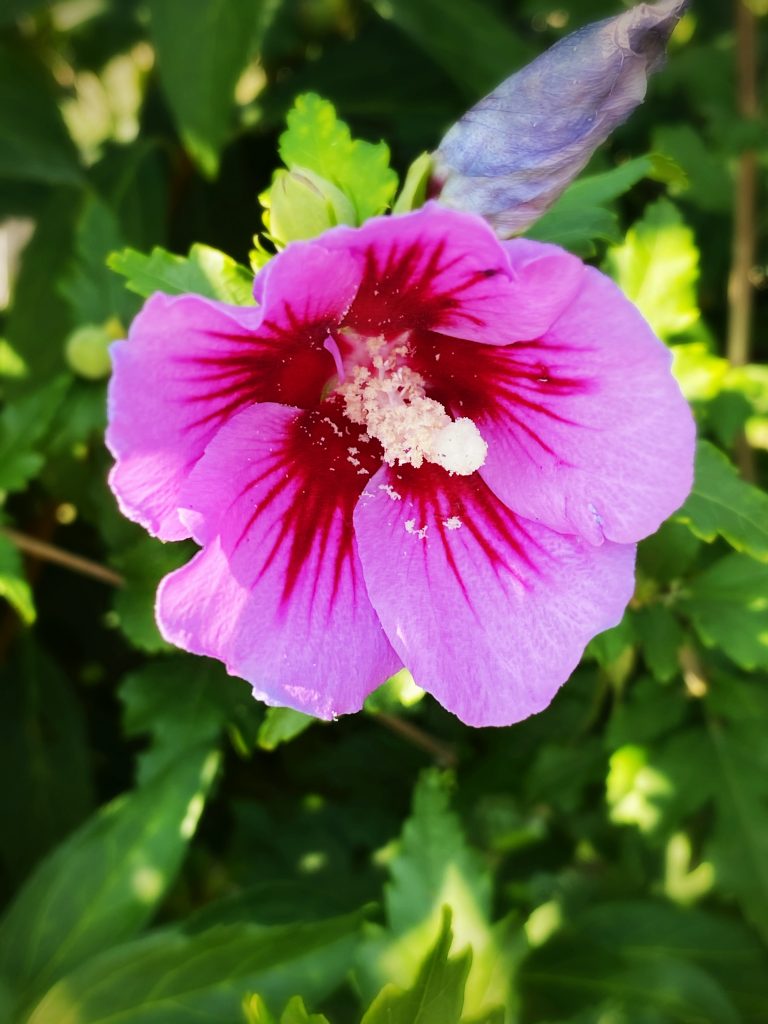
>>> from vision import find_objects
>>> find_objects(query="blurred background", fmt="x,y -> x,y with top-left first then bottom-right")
1,2 -> 768,1022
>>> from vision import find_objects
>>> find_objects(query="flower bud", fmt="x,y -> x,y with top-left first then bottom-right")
264,167 -> 356,246
65,319 -> 121,380
433,0 -> 689,237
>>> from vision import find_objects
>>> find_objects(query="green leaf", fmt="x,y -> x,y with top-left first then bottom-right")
277,94 -> 398,223
0,745 -> 220,1009
121,656 -> 254,783
633,606 -> 684,682
360,770 -> 517,1020
392,152 -> 433,214
109,243 -> 255,304
0,376 -> 70,493
361,910 -> 470,1024
0,533 -> 34,624
529,155 -> 662,256
258,707 -> 316,751
366,0 -> 528,96
604,198 -> 701,340
681,554 -> 768,670
653,124 -> 732,213
519,901 -> 757,1024
4,189 -> 80,382
0,0 -> 49,24
280,995 -> 332,1024
149,0 -> 265,177
675,440 -> 768,561
0,641 -> 93,890
59,195 -> 138,326
110,535 -> 193,653
25,911 -> 363,1024
244,994 -> 332,1024
0,42 -> 81,186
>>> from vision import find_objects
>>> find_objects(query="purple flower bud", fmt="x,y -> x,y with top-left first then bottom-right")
432,0 -> 689,237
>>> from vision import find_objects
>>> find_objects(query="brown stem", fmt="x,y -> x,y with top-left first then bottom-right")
0,527 -> 124,588
375,711 -> 458,767
727,0 -> 760,480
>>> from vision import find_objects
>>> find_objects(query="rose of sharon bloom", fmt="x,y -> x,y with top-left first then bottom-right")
107,204 -> 695,727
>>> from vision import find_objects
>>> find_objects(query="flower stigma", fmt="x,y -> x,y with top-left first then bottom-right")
338,339 -> 487,476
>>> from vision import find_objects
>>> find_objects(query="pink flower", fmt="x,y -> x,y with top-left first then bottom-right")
107,205 -> 694,727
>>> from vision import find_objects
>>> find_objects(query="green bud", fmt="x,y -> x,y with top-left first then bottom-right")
65,320 -> 121,380
264,167 -> 356,246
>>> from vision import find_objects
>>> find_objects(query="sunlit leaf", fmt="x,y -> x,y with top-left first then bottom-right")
605,198 -> 700,340
258,707 -> 316,751
108,243 -> 255,304
359,770 -> 518,1020
277,94 -> 398,223
0,745 -> 220,1010
0,534 -> 34,624
26,911 -> 363,1024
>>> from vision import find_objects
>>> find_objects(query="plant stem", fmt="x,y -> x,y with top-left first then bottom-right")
1,526 -> 124,587
727,0 -> 759,364
375,711 -> 458,767
728,0 -> 760,479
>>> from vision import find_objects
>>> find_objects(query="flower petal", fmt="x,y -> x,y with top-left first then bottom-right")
355,463 -> 635,727
323,204 -> 583,344
157,401 -> 399,718
433,0 -> 689,236
107,244 -> 362,540
412,260 -> 695,545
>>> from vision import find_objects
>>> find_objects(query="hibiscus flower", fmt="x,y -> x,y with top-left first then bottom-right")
107,204 -> 694,726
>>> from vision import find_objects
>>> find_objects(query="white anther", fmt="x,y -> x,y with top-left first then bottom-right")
338,345 -> 487,476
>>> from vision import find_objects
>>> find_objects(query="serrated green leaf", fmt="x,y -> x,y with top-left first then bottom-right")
361,910 -> 469,1024
681,554 -> 768,670
634,606 -> 685,682
258,707 -> 315,751
26,911 -> 363,1024
59,195 -> 138,326
675,440 -> 768,561
110,535 -> 192,653
277,94 -> 397,223
0,533 -> 35,624
360,770 -> 517,1020
109,243 -> 255,304
121,656 -> 254,783
149,0 -> 265,177
281,995 -> 332,1024
605,198 -> 700,340
0,375 -> 70,492
529,156 -> 659,255
0,745 -> 220,1010
0,42 -> 81,186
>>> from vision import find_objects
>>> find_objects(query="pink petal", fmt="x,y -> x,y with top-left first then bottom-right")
411,261 -> 695,545
355,463 -> 636,727
107,245 -> 362,540
157,401 -> 399,718
322,204 -> 585,345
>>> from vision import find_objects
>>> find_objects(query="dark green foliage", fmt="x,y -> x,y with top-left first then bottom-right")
1,2 -> 767,1022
